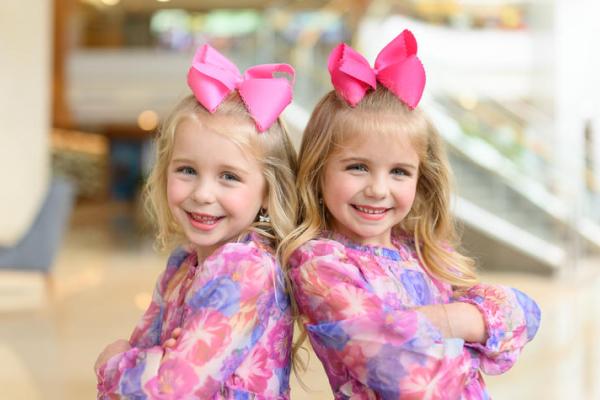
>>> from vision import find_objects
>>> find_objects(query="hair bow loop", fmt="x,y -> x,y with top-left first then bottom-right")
328,43 -> 377,107
187,44 -> 243,112
374,30 -> 425,108
187,45 -> 295,131
376,56 -> 425,109
239,64 -> 295,132
374,29 -> 418,71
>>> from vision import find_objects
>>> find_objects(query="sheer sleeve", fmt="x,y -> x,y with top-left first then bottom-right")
96,243 -> 278,398
128,249 -> 190,349
454,283 -> 541,375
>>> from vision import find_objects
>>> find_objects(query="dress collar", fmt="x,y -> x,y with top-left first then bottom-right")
321,230 -> 414,261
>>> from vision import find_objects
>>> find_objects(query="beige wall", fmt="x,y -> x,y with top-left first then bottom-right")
0,1 -> 51,246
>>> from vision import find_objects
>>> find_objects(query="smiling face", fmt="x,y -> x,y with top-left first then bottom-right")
166,116 -> 267,260
321,130 -> 420,248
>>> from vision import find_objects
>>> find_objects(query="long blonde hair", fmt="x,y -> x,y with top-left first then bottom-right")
145,94 -> 298,253
281,86 -> 477,372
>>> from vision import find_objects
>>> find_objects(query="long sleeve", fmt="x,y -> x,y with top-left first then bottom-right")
128,277 -> 164,349
455,283 -> 541,375
97,244 -> 278,399
128,248 -> 190,349
290,245 -> 474,399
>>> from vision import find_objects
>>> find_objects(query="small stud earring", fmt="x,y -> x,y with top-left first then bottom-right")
258,208 -> 271,223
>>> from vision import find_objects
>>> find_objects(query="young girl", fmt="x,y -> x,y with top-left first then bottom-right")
284,30 -> 541,399
94,44 -> 298,399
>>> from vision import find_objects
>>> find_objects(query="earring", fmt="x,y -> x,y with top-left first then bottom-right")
258,208 -> 271,223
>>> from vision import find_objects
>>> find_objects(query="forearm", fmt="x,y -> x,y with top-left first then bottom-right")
96,345 -> 163,396
416,302 -> 487,344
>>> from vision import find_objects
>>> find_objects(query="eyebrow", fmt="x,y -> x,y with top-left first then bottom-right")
170,158 -> 250,175
220,163 -> 250,175
339,157 -> 418,171
170,157 -> 193,164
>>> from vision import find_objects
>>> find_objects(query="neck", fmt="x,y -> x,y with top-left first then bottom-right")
194,245 -> 217,263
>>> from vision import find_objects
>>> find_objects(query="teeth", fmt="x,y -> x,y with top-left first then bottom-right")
355,206 -> 386,214
190,214 -> 219,223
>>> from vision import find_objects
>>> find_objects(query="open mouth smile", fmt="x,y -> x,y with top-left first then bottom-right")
186,212 -> 224,230
351,204 -> 390,220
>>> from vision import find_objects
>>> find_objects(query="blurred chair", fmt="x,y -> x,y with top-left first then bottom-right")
0,176 -> 74,273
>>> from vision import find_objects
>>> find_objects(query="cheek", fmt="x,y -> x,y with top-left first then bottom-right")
322,170 -> 347,203
227,184 -> 265,215
323,182 -> 339,204
222,194 -> 247,213
399,181 -> 418,207
166,176 -> 187,206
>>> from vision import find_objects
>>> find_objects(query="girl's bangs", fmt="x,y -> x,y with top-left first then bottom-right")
333,109 -> 427,154
199,112 -> 264,160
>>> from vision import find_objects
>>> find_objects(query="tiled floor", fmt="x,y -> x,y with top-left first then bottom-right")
1,202 -> 599,399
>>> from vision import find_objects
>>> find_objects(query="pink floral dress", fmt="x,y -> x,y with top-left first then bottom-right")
96,233 -> 292,399
289,232 -> 541,400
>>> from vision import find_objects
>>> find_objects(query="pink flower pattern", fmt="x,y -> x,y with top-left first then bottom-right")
234,347 -> 272,393
96,233 -> 292,399
145,359 -> 199,399
289,232 -> 541,399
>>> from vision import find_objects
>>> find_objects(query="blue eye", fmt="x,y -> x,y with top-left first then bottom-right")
221,172 -> 241,182
390,168 -> 412,176
176,166 -> 196,175
346,163 -> 368,172
391,167 -> 409,176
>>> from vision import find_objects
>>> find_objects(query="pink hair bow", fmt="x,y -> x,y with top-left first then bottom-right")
328,29 -> 426,108
187,44 -> 295,132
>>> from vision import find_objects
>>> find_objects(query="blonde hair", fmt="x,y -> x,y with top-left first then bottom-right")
145,94 -> 298,253
281,86 -> 477,372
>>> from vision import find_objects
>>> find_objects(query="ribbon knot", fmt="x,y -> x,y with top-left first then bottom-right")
187,44 -> 295,132
327,29 -> 426,108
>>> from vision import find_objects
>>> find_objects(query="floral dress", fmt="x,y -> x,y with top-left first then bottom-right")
288,232 -> 541,400
96,233 -> 292,399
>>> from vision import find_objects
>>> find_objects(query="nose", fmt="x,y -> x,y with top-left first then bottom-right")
192,178 -> 216,204
364,174 -> 387,199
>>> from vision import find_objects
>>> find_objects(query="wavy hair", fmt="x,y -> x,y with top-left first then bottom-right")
145,94 -> 298,253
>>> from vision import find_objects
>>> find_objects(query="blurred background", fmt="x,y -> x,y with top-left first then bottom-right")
1,0 -> 600,398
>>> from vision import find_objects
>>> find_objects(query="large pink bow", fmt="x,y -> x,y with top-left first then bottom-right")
187,44 -> 295,132
328,29 -> 426,108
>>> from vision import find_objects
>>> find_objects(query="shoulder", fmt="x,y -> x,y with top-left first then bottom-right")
206,236 -> 279,275
393,232 -> 459,261
288,237 -> 368,284
157,246 -> 195,293
166,246 -> 193,270
288,237 -> 377,297
393,234 -> 461,292
289,237 -> 348,269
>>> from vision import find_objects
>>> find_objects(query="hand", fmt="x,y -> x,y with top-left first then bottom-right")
163,327 -> 182,349
94,339 -> 131,373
